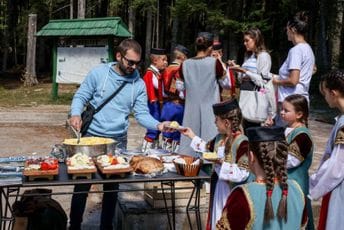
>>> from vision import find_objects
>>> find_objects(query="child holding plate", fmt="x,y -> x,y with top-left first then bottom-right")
180,99 -> 250,230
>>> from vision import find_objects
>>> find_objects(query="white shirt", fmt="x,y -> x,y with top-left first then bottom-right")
277,43 -> 315,102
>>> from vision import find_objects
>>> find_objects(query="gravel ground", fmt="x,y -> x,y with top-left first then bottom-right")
0,105 -> 333,228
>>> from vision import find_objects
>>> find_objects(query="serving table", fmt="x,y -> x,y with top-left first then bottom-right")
0,163 -> 210,230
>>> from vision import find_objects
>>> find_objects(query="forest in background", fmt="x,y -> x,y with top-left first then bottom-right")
0,0 -> 343,84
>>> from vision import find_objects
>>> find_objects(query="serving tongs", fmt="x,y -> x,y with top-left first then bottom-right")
67,120 -> 81,144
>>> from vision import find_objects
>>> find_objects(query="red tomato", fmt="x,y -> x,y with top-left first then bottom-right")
40,162 -> 50,170
111,158 -> 118,165
48,162 -> 58,170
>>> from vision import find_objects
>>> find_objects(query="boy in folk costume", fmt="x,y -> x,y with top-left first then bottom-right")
142,48 -> 168,152
160,44 -> 190,152
217,126 -> 307,230
309,69 -> 344,230
181,99 -> 250,230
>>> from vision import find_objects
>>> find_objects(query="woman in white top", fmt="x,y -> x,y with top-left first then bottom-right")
272,11 -> 315,127
230,28 -> 276,130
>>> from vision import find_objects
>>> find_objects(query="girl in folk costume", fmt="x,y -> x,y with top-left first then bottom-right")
142,48 -> 168,152
309,69 -> 344,230
281,94 -> 314,229
181,99 -> 250,230
217,126 -> 307,230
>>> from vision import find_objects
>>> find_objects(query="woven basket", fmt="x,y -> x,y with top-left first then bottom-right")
173,156 -> 202,177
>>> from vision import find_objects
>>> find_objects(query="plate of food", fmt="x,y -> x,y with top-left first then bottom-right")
23,157 -> 59,180
95,154 -> 132,176
66,153 -> 96,179
202,152 -> 220,161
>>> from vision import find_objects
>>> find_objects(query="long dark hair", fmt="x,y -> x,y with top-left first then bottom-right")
243,27 -> 267,57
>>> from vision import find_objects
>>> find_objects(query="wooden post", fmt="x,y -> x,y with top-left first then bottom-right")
128,0 -> 135,36
52,41 -> 58,99
77,0 -> 85,19
108,37 -> 114,62
23,13 -> 38,86
70,0 -> 73,19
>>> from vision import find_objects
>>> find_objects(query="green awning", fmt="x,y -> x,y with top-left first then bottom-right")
36,17 -> 132,37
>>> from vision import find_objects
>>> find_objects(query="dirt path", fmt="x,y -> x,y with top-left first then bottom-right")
0,105 -> 333,228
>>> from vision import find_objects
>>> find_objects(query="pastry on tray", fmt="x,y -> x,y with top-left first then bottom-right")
129,155 -> 164,174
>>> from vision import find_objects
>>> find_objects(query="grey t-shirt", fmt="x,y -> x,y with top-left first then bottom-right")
278,43 -> 315,102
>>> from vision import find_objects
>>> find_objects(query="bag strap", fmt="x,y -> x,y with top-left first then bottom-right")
94,81 -> 127,114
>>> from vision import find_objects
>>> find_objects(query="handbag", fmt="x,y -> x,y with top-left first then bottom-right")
239,79 -> 276,123
80,81 -> 127,136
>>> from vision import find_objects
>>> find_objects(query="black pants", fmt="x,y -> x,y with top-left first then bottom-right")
69,183 -> 118,230
69,132 -> 127,230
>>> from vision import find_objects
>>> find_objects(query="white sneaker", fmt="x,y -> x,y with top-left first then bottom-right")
172,141 -> 180,153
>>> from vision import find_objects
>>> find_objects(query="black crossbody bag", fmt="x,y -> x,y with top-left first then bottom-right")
80,81 -> 127,136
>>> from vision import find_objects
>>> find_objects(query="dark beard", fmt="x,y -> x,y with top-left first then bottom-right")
118,61 -> 134,75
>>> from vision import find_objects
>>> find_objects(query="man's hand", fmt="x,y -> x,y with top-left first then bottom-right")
157,121 -> 172,132
69,115 -> 82,132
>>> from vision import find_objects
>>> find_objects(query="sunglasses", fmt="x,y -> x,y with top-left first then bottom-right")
122,55 -> 141,67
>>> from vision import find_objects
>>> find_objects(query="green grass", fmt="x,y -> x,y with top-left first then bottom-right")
0,83 -> 75,107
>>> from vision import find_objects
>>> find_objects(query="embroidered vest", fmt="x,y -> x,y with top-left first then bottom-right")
213,134 -> 249,188
241,179 -> 304,229
286,126 -> 313,194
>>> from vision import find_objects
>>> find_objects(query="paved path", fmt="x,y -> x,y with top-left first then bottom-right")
0,105 -> 333,228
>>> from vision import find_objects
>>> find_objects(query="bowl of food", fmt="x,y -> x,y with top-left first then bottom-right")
173,155 -> 202,177
63,137 -> 116,158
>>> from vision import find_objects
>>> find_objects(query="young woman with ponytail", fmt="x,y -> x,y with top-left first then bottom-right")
216,126 -> 307,229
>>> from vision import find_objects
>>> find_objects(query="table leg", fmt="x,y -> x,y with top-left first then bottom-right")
161,181 -> 175,230
186,180 -> 202,230
0,187 -> 20,230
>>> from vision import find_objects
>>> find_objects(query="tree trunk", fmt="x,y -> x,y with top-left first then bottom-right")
70,0 -> 73,19
317,0 -> 329,70
100,0 -> 108,17
171,15 -> 178,53
330,0 -> 343,69
145,8 -> 153,67
77,0 -> 85,18
155,0 -> 159,47
23,14 -> 38,87
128,0 -> 135,36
